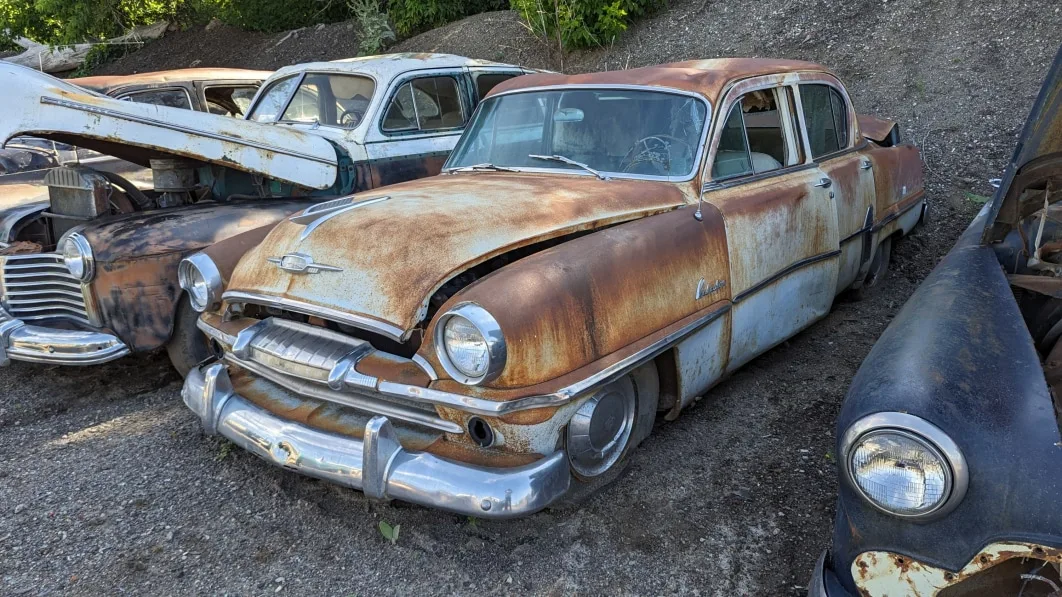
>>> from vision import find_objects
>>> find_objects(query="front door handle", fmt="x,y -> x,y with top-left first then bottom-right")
860,159 -> 873,170
814,177 -> 833,188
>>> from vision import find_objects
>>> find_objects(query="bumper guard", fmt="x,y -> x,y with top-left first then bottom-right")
182,363 -> 572,518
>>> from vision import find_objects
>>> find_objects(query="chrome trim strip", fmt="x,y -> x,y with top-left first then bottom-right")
732,250 -> 842,304
40,96 -> 336,166
840,412 -> 969,521
445,83 -> 712,183
411,353 -> 438,381
872,194 -> 924,232
182,363 -> 571,518
222,290 -> 406,342
297,196 -> 389,241
224,354 -> 462,434
196,317 -> 236,347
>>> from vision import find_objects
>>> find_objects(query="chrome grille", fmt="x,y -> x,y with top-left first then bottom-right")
241,317 -> 372,384
1,254 -> 90,324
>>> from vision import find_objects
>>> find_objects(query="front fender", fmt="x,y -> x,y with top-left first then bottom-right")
419,205 -> 731,392
84,199 -> 312,352
830,208 -> 1062,591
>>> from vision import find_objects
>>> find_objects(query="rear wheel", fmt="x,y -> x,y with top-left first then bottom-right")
553,360 -> 659,508
852,236 -> 892,301
166,294 -> 212,377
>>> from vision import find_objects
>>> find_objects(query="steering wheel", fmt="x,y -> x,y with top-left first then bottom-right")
339,108 -> 364,127
620,135 -> 693,175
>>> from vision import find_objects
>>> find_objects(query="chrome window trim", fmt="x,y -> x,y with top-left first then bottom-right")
250,70 -> 381,133
792,78 -> 857,163
433,302 -> 507,385
840,412 -> 969,521
443,84 -> 713,183
376,69 -> 470,139
222,290 -> 406,342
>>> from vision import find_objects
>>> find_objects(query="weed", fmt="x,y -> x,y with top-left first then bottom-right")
378,520 -> 401,544
963,191 -> 990,205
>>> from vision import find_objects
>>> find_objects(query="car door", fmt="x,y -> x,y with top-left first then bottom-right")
701,80 -> 841,373
796,81 -> 876,293
363,69 -> 473,188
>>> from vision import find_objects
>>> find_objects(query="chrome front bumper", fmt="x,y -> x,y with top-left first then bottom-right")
0,309 -> 129,366
182,363 -> 572,518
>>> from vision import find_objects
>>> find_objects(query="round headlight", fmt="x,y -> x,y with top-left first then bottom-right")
60,233 -> 93,282
842,413 -> 968,520
178,253 -> 222,312
435,303 -> 506,385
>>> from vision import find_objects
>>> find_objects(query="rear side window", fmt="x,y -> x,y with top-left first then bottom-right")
204,85 -> 260,117
712,88 -> 792,180
120,88 -> 192,110
382,76 -> 465,133
799,84 -> 849,158
474,72 -> 517,100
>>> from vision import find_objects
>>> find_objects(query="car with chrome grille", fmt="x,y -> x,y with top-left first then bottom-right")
0,54 -> 531,373
180,59 -> 926,517
808,45 -> 1062,597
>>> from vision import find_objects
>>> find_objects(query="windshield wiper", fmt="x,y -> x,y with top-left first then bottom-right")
528,154 -> 610,181
448,162 -> 519,173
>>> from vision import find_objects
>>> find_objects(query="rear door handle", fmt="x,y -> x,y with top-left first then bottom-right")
860,159 -> 873,170
814,177 -> 833,188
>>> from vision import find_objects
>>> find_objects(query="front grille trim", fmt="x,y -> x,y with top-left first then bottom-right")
1,254 -> 91,325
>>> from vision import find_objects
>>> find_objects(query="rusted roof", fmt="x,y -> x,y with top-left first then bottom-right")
489,58 -> 835,104
268,53 -> 524,83
68,68 -> 272,93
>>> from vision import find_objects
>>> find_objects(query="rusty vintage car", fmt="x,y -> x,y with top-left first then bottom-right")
179,58 -> 926,518
808,46 -> 1062,597
0,54 -> 530,373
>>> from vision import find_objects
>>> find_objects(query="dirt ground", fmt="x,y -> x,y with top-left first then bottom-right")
3,1 -> 1062,595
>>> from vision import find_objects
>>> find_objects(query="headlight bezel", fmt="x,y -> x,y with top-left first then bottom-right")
60,232 -> 94,282
433,302 -> 506,385
840,412 -> 969,521
178,252 -> 223,313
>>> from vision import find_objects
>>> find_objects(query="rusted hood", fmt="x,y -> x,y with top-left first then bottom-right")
857,114 -> 896,143
227,173 -> 691,337
0,62 -> 338,189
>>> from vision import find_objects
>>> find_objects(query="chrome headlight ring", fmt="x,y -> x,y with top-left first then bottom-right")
840,412 -> 969,521
178,252 -> 223,313
434,303 -> 506,385
60,233 -> 94,282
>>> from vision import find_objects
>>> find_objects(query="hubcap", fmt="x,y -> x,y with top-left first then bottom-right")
567,376 -> 636,477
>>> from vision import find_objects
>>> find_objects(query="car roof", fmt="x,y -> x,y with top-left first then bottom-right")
68,68 -> 272,93
267,53 -> 522,83
487,58 -> 836,104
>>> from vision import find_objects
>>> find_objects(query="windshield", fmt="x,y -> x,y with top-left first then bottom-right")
248,73 -> 376,128
446,88 -> 709,179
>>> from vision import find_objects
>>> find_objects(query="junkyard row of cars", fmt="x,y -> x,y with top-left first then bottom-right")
0,44 -> 1059,596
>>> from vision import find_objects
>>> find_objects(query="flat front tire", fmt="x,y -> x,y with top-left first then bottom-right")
166,294 -> 211,377
553,360 -> 660,508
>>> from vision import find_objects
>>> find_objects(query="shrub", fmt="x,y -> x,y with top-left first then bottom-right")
201,0 -> 350,33
512,0 -> 662,50
348,0 -> 394,55
388,0 -> 506,37
1,0 -> 182,48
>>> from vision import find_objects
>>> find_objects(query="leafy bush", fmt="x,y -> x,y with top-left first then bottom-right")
1,0 -> 182,48
388,0 -> 506,37
348,0 -> 394,55
512,0 -> 662,50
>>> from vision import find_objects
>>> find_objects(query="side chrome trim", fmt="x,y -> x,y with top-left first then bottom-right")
840,412 -> 969,521
40,96 -> 336,166
873,193 -> 925,232
297,195 -> 390,241
222,290 -> 406,342
411,353 -> 438,381
733,250 -> 842,304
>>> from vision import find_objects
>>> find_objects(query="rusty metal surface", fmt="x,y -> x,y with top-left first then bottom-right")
228,173 -> 694,337
853,543 -> 1062,596
489,58 -> 833,105
857,114 -> 897,143
68,68 -> 271,95
89,199 -> 312,351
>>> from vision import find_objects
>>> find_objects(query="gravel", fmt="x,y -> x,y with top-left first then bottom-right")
4,0 -> 1062,594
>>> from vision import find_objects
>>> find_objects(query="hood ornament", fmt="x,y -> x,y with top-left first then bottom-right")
292,195 -> 389,241
268,252 -> 342,274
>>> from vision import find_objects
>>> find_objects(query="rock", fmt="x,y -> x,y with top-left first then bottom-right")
14,504 -> 26,514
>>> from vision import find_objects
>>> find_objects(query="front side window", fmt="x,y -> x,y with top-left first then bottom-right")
120,88 -> 192,110
248,75 -> 299,122
446,88 -> 708,179
382,76 -> 465,133
279,74 -> 376,128
204,85 -> 260,117
800,83 -> 849,159
712,88 -> 792,179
